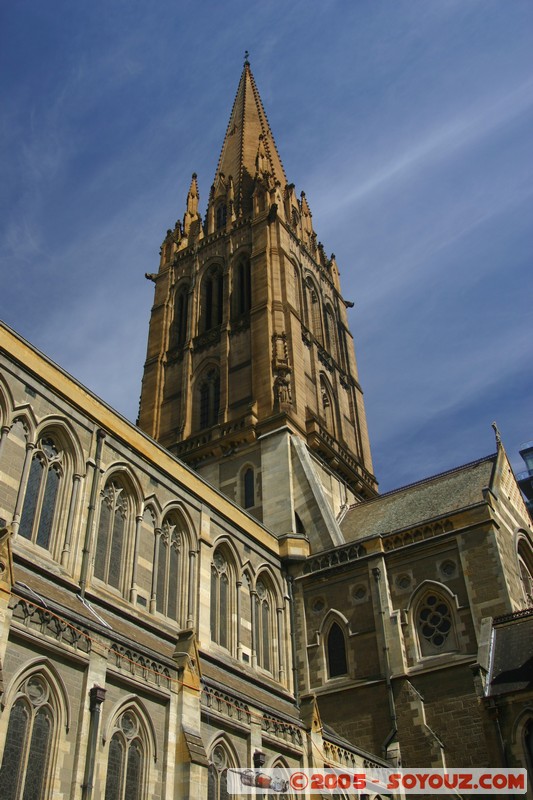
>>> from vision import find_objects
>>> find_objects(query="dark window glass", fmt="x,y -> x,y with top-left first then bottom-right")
0,699 -> 29,799
262,600 -> 270,672
210,568 -> 218,642
105,734 -> 124,800
96,483 -> 128,590
36,466 -> 60,549
328,622 -> 348,677
200,383 -> 210,429
156,536 -> 166,614
125,740 -> 142,800
220,769 -> 229,800
175,289 -> 188,347
418,596 -> 452,648
216,273 -> 223,324
168,544 -> 179,621
525,720 -> 533,775
22,706 -> 51,800
19,457 -> 44,540
208,765 -> 217,800
205,277 -> 214,330
220,574 -> 228,649
108,506 -> 124,589
243,468 -> 254,509
95,497 -> 111,580
216,204 -> 227,230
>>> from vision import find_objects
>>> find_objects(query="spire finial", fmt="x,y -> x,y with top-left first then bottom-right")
244,50 -> 250,66
491,421 -> 502,446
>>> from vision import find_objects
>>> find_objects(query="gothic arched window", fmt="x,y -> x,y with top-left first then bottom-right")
524,718 -> 533,780
517,539 -> 533,606
234,257 -> 251,317
305,277 -> 322,344
254,577 -> 275,673
104,709 -> 147,800
0,674 -> 57,800
211,549 -> 234,651
202,266 -> 224,332
208,742 -> 234,800
19,436 -> 62,550
156,513 -> 185,623
94,478 -> 130,590
324,304 -> 338,362
243,467 -> 254,509
198,368 -> 220,429
320,375 -> 336,434
327,621 -> 348,678
173,285 -> 189,348
415,589 -> 457,657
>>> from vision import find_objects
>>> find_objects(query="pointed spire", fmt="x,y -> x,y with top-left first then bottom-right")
213,61 -> 287,216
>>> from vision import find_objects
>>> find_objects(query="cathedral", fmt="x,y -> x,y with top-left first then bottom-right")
0,59 -> 532,799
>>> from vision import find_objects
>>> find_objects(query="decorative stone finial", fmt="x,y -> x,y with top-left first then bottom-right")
244,50 -> 250,66
491,421 -> 502,446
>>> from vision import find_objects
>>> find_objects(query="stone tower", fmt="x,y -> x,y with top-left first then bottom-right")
138,58 -> 377,546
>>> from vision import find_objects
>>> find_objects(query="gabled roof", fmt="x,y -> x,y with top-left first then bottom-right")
341,454 -> 497,542
213,60 -> 287,214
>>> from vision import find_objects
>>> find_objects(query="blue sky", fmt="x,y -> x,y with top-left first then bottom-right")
1,0 -> 532,492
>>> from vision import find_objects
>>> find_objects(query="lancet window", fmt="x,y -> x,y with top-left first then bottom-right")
324,304 -> 338,362
211,549 -> 233,651
208,742 -> 234,800
173,284 -> 189,348
104,709 -> 146,800
0,673 -> 57,800
254,577 -> 275,673
234,257 -> 251,317
94,478 -> 130,590
202,266 -> 224,332
242,467 -> 254,509
327,621 -> 348,678
19,436 -> 62,551
517,539 -> 533,606
199,368 -> 220,429
156,513 -> 185,623
305,277 -> 322,344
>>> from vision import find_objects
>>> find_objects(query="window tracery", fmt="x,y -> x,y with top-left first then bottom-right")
208,742 -> 233,800
0,673 -> 56,800
19,436 -> 62,550
94,479 -> 130,590
104,709 -> 146,800
414,588 -> 457,657
254,578 -> 274,672
211,549 -> 233,651
156,514 -> 185,623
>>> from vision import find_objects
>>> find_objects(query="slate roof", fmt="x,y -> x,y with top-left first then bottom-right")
488,608 -> 533,697
341,454 -> 497,542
